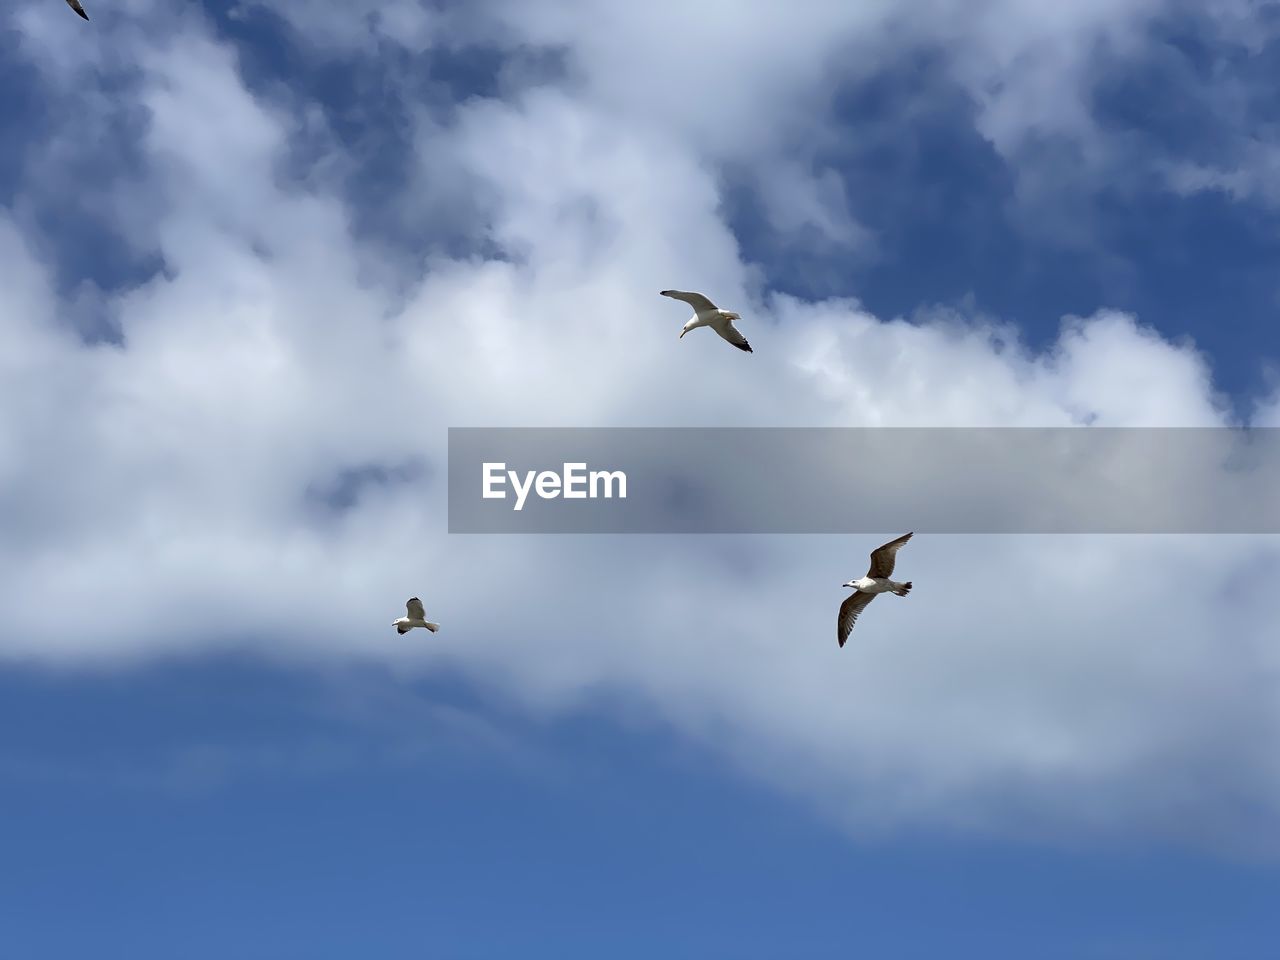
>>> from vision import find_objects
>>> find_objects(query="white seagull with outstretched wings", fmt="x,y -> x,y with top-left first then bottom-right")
660,290 -> 753,353
392,597 -> 439,635
837,533 -> 914,647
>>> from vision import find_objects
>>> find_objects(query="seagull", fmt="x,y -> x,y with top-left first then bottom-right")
660,290 -> 752,353
66,0 -> 89,19
837,533 -> 913,647
392,597 -> 439,635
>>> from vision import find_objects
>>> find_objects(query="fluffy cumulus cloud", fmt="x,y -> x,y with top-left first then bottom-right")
2,0 -> 1280,852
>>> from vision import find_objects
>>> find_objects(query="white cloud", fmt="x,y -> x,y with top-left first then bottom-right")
3,0 -> 1280,854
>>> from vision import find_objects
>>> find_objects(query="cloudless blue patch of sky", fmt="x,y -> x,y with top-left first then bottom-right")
1,659 -> 1277,959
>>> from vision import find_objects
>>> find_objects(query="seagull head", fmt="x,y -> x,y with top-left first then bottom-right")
842,580 -> 856,589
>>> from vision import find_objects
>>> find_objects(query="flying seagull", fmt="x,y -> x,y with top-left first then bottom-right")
837,533 -> 913,647
392,597 -> 439,635
66,0 -> 89,19
660,290 -> 752,353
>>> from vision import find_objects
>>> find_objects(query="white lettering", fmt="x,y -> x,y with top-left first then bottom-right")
590,469 -> 626,499
510,469 -> 536,512
535,470 -> 561,500
482,463 -> 506,498
484,462 -> 627,510
562,462 -> 588,499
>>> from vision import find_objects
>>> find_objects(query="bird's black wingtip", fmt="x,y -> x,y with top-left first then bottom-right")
737,342 -> 753,353
76,9 -> 89,18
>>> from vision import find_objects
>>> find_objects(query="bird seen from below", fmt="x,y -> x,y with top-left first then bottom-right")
392,597 -> 440,635
838,533 -> 914,647
660,290 -> 753,353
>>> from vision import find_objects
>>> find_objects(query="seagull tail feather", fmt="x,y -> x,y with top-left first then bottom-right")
894,582 -> 912,597
424,622 -> 440,632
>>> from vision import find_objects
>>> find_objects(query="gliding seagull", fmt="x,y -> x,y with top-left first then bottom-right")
392,597 -> 439,635
66,0 -> 89,19
660,290 -> 753,353
837,533 -> 914,648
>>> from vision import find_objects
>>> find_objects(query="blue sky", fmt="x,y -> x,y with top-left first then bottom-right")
5,660 -> 1278,959
3,1 -> 1280,956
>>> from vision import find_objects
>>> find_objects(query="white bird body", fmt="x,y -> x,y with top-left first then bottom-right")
837,533 -> 914,647
660,290 -> 753,353
680,313 -> 716,335
393,597 -> 439,635
843,576 -> 906,595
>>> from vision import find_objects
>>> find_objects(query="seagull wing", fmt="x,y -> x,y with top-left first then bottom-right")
66,0 -> 89,19
838,592 -> 876,647
406,597 -> 425,620
660,289 -> 719,313
713,319 -> 752,353
867,532 -> 913,579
